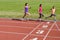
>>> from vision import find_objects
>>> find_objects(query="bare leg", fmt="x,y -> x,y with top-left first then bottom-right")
23,12 -> 30,18
53,16 -> 56,21
23,13 -> 26,18
45,14 -> 52,19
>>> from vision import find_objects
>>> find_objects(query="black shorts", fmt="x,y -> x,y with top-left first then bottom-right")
39,13 -> 44,18
39,13 -> 44,16
50,14 -> 56,17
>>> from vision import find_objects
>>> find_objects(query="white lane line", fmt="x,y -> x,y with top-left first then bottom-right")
43,22 -> 56,40
22,22 -> 43,40
31,34 -> 60,39
55,22 -> 60,31
0,25 -> 34,29
0,31 -> 60,39
0,25 -> 59,32
0,25 -> 59,31
44,28 -> 60,31
0,21 -> 39,24
48,36 -> 60,39
0,31 -> 28,35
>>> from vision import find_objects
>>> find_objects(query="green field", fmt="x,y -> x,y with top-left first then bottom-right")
0,0 -> 60,20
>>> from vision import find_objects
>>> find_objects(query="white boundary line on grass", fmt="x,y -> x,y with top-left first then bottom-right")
22,22 -> 43,40
43,22 -> 56,40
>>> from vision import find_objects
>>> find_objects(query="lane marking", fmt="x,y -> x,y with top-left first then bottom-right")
31,34 -> 60,39
0,31 -> 59,39
44,28 -> 60,31
0,21 -> 60,40
0,31 -> 28,35
42,25 -> 48,28
36,30 -> 44,34
0,25 -> 59,31
30,37 -> 38,40
43,22 -> 56,40
22,22 -> 43,40
55,22 -> 60,31
0,25 -> 34,29
0,21 -> 39,24
46,22 -> 50,24
39,30 -> 44,34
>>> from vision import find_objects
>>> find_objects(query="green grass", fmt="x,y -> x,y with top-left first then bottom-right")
0,0 -> 60,20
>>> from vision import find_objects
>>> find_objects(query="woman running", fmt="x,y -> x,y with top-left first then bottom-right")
23,3 -> 31,18
46,6 -> 56,21
38,4 -> 44,19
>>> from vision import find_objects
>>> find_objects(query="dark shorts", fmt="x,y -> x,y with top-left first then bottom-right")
39,13 -> 44,18
50,14 -> 56,17
39,13 -> 44,16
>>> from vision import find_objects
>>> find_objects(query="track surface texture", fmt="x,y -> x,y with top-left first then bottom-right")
0,18 -> 60,40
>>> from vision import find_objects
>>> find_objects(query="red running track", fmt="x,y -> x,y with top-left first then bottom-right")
0,18 -> 60,40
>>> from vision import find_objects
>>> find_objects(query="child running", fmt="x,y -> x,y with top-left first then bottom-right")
46,6 -> 56,21
38,4 -> 44,19
23,3 -> 31,18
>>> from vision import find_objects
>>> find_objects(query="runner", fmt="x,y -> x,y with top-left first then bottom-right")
23,3 -> 31,18
46,6 -> 56,21
38,4 -> 44,19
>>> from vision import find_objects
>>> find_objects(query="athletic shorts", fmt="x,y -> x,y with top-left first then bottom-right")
50,14 -> 56,17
